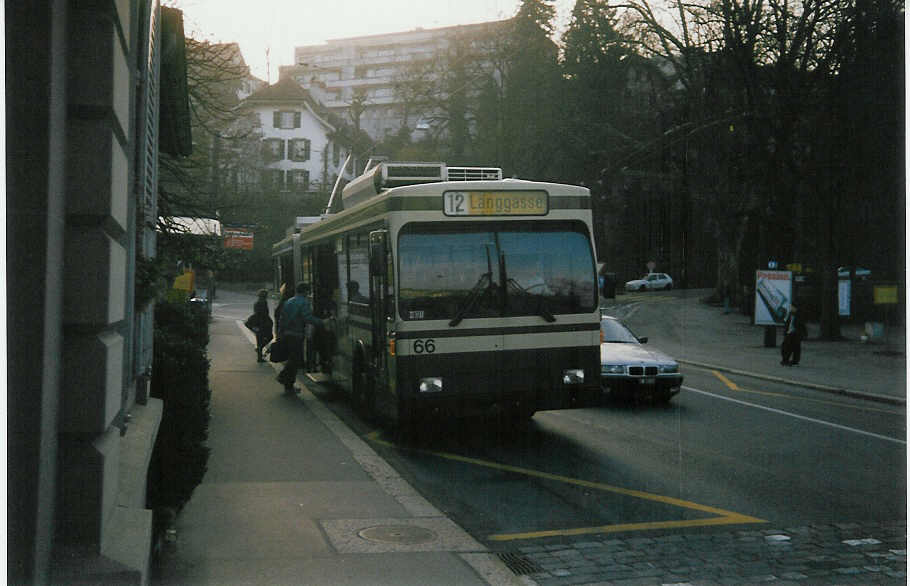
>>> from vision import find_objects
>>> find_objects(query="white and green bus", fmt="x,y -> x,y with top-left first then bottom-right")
273,160 -> 602,425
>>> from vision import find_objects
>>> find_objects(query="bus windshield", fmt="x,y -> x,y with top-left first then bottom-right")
398,221 -> 596,321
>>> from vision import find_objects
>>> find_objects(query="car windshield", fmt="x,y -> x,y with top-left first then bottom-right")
398,221 -> 597,321
600,319 -> 640,343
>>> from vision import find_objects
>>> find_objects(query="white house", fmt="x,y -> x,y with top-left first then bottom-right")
241,77 -> 351,198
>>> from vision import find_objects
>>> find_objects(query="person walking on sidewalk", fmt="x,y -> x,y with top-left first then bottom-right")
276,282 -> 324,393
251,289 -> 273,362
781,305 -> 807,366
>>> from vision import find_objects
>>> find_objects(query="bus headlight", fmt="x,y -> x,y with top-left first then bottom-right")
418,377 -> 443,393
562,369 -> 585,385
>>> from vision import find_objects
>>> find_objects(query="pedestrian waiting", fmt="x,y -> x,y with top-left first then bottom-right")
780,304 -> 807,366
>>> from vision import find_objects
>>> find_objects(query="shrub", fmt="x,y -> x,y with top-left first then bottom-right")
147,300 -> 211,515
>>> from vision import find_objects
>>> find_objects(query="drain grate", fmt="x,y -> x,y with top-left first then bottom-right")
497,552 -> 545,575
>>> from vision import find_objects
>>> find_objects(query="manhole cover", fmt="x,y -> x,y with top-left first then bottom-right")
358,525 -> 437,545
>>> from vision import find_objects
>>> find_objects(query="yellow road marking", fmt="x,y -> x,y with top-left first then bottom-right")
366,430 -> 765,541
489,515 -> 764,541
713,370 -> 740,391
706,369 -> 902,415
622,294 -> 672,302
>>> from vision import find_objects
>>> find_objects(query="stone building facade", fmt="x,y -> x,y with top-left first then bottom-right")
7,1 -> 191,583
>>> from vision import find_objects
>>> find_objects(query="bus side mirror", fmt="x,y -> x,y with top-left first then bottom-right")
369,230 -> 388,276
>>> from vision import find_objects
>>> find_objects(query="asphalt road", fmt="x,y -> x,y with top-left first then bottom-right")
302,289 -> 905,553
213,287 -> 906,553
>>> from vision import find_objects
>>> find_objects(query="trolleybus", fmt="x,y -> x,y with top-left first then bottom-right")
272,160 -> 602,425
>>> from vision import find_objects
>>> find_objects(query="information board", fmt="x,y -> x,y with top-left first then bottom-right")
443,190 -> 548,216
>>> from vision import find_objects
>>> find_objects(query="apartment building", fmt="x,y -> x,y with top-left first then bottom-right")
281,20 -> 509,141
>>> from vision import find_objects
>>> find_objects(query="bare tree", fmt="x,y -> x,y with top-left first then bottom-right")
615,0 -> 856,324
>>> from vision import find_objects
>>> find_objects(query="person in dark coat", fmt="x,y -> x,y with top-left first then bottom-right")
781,305 -> 807,366
252,289 -> 272,362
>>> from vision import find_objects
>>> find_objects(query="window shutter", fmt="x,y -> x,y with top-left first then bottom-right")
304,139 -> 311,161
273,111 -> 280,128
294,111 -> 301,128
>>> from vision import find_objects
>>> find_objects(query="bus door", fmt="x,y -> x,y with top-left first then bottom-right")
368,230 -> 389,387
313,243 -> 338,371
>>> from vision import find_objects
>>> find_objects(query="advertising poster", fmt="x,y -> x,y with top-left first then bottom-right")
754,270 -> 793,325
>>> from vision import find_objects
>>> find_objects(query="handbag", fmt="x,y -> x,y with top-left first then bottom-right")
268,337 -> 289,363
244,314 -> 259,333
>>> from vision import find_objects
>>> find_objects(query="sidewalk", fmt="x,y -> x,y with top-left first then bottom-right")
608,289 -> 907,405
153,314 -> 519,586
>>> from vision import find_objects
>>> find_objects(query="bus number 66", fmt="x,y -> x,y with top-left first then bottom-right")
412,339 -> 436,354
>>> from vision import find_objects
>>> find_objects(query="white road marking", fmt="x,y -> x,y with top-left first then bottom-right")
683,386 -> 906,445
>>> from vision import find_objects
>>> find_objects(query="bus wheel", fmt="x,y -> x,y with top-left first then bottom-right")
352,355 -> 374,418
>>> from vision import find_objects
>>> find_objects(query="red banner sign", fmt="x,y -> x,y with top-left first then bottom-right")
224,229 -> 254,250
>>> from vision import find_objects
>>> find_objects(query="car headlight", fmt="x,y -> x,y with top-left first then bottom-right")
601,364 -> 625,375
562,369 -> 585,384
418,377 -> 443,393
659,363 -> 679,374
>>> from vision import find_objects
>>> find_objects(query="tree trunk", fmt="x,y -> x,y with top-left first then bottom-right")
817,197 -> 842,340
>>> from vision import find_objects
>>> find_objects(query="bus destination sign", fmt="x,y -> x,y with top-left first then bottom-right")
443,190 -> 548,216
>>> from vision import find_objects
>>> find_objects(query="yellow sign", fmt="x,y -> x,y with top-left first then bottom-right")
172,269 -> 195,292
443,190 -> 548,216
874,285 -> 899,304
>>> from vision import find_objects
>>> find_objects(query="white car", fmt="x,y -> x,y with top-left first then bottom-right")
625,272 -> 673,292
600,316 -> 682,402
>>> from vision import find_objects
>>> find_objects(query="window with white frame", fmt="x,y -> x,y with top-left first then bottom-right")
262,138 -> 285,161
261,168 -> 284,191
273,110 -> 302,129
290,169 -> 310,192
289,138 -> 311,162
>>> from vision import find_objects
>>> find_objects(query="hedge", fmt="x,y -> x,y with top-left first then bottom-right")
147,300 -> 212,517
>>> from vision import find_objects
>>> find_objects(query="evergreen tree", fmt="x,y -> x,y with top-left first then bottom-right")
560,0 -> 639,184
501,0 -> 562,179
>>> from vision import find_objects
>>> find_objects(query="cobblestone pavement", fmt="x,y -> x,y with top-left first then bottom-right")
496,522 -> 906,585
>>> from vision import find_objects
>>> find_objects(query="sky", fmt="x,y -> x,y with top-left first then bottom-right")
176,0 -> 577,83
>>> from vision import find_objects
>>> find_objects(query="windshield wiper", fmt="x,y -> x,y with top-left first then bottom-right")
450,244 -> 500,327
449,271 -> 494,327
505,278 -> 556,322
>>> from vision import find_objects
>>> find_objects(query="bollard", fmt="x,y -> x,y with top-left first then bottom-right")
763,325 -> 777,347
